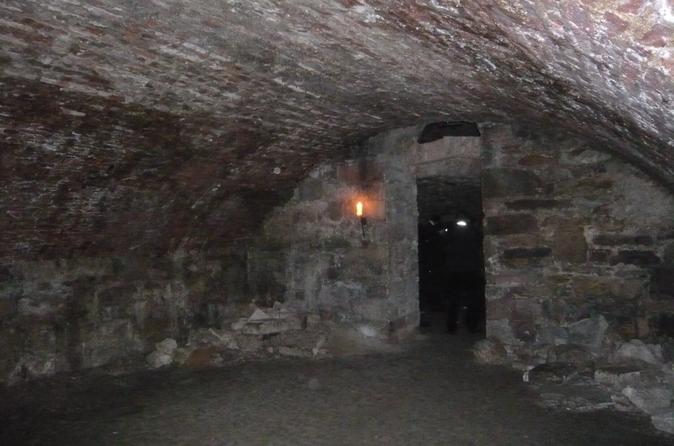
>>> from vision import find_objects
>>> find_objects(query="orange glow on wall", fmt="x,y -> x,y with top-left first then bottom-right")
356,201 -> 364,217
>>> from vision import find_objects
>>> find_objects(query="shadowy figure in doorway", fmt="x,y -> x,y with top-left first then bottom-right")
446,271 -> 485,334
442,220 -> 485,334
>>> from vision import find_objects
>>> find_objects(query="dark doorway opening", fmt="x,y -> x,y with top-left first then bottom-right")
417,178 -> 485,335
417,121 -> 481,143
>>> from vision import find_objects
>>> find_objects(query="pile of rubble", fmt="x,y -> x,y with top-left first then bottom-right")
474,317 -> 674,435
145,303 -> 329,370
595,339 -> 674,434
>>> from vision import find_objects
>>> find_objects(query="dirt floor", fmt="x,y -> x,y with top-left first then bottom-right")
1,333 -> 673,446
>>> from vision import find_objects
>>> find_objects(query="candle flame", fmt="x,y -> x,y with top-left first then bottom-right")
356,201 -> 364,217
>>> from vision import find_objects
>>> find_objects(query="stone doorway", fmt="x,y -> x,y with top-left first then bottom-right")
412,124 -> 485,336
417,178 -> 485,335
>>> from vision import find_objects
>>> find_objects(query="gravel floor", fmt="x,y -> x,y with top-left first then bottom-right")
1,334 -> 672,446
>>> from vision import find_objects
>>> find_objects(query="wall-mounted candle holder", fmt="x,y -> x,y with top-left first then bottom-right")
355,200 -> 367,239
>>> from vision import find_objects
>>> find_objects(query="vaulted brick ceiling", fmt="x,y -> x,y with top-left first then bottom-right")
1,0 -> 673,258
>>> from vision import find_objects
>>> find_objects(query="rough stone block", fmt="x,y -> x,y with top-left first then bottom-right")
146,351 -> 172,369
487,297 -> 513,320
336,161 -> 382,184
472,338 -> 508,364
17,297 -> 60,318
9,352 -> 62,385
486,319 -> 518,345
566,316 -> 608,353
181,346 -> 221,368
552,219 -> 588,263
482,168 -> 543,198
387,312 -> 419,340
518,154 -> 554,167
172,347 -> 192,365
505,199 -> 570,210
622,386 -> 673,414
81,319 -> 139,368
278,346 -> 310,358
594,364 -> 645,389
610,250 -> 660,266
415,136 -> 481,163
319,308 -> 335,321
652,410 -> 674,434
588,249 -> 610,263
664,241 -> 674,264
567,176 -> 614,195
547,344 -> 594,365
97,284 -> 138,309
615,340 -> 663,366
155,338 -> 178,356
297,178 -> 324,201
536,325 -> 569,346
140,317 -> 173,343
303,313 -> 320,327
502,247 -> 552,259
326,201 -> 343,221
240,316 -> 302,336
652,266 -> 674,298
501,247 -> 551,267
326,267 -> 340,280
366,284 -> 387,299
562,148 -> 612,165
235,335 -> 263,353
569,277 -> 612,299
512,319 -> 536,342
593,234 -> 653,246
525,362 -> 584,384
485,214 -> 537,235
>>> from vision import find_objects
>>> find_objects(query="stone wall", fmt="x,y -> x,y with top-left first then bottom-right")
5,122 -> 673,386
0,121 -> 425,385
0,247 -> 250,385
481,125 -> 674,357
255,128 -> 420,338
0,125 -> 425,386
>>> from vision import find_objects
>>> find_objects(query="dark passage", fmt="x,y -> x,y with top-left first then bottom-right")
417,178 -> 485,334
417,121 -> 481,143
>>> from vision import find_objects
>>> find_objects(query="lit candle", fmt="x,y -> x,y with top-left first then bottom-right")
356,201 -> 364,217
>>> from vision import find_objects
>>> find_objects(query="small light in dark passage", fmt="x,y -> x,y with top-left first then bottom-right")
456,220 -> 468,227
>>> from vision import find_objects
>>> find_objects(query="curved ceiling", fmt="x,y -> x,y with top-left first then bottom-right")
1,0 -> 673,258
